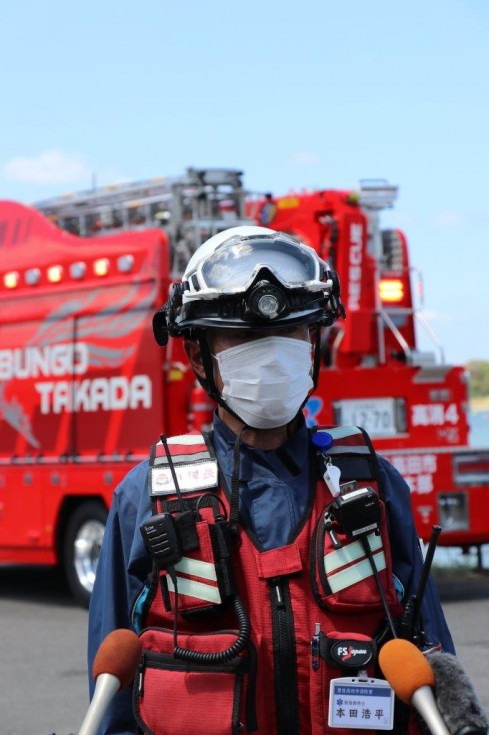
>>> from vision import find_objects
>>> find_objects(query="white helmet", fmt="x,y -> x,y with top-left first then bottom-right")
153,226 -> 344,344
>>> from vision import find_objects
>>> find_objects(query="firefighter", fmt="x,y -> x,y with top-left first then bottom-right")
88,226 -> 454,735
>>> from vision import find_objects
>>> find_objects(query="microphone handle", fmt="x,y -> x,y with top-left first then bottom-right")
411,685 -> 451,735
79,673 -> 120,735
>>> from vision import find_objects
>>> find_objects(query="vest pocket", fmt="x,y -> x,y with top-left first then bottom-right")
163,520 -> 224,614
310,502 -> 400,613
134,628 -> 256,735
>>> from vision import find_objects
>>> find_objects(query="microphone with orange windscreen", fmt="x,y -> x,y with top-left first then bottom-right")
378,638 -> 450,735
79,629 -> 142,735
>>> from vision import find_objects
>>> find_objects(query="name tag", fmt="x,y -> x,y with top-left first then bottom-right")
150,460 -> 218,495
328,677 -> 394,730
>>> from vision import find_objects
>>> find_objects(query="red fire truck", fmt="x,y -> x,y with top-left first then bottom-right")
1,169 -> 488,606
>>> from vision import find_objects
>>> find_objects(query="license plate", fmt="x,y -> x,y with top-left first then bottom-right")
334,399 -> 399,437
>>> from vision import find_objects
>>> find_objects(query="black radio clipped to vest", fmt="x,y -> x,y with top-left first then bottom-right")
329,485 -> 381,539
140,508 -> 200,568
140,512 -> 183,568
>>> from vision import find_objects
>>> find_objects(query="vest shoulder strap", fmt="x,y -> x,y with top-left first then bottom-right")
149,431 -> 218,497
148,425 -> 383,497
312,425 -> 383,492
313,425 -> 372,454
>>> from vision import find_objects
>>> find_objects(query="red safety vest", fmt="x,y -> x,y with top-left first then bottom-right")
134,426 -> 408,735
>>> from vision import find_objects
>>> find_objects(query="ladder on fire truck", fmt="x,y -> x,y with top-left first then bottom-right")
358,180 -> 444,367
34,168 -> 254,277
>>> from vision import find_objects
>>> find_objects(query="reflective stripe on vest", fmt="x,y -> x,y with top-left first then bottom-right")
325,532 -> 386,593
167,556 -> 222,605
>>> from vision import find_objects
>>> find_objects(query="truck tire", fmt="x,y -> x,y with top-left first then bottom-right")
63,501 -> 108,608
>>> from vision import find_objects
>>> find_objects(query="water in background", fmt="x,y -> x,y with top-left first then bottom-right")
433,408 -> 489,569
469,408 -> 489,448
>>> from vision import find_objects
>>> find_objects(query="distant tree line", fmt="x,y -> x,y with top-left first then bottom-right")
466,360 -> 489,397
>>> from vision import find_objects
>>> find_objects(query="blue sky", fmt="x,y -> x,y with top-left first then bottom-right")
1,0 -> 488,365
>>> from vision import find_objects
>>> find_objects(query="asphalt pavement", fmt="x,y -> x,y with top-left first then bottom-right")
0,565 -> 488,735
0,566 -> 88,735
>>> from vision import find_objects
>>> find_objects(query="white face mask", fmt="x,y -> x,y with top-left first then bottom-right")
214,335 -> 313,429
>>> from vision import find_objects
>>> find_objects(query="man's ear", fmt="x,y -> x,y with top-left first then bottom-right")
184,338 -> 206,381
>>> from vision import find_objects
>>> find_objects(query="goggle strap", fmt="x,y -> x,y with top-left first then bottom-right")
182,288 -> 328,325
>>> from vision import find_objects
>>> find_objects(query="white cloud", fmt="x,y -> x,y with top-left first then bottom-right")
287,151 -> 322,166
3,150 -> 91,184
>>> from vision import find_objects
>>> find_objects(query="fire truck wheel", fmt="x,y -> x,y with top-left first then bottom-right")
63,501 -> 108,608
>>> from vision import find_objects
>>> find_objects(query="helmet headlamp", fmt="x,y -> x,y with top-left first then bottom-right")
248,282 -> 286,320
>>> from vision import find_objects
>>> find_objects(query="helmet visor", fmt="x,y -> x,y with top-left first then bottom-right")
189,235 -> 326,299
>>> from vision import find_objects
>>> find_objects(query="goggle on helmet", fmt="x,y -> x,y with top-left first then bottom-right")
153,226 -> 344,345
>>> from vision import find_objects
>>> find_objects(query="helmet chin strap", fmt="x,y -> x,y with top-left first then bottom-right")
196,332 -> 249,427
311,323 -> 322,390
